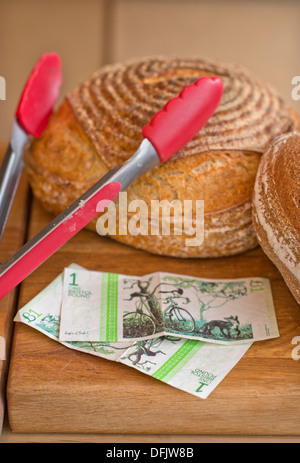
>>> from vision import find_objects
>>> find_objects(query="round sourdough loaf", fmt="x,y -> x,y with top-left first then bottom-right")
253,132 -> 300,304
24,56 -> 300,257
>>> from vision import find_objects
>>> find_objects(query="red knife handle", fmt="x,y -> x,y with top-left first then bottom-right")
142,76 -> 223,163
0,182 -> 121,301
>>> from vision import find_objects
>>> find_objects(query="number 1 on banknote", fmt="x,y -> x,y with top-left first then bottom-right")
22,308 -> 42,323
69,273 -> 79,286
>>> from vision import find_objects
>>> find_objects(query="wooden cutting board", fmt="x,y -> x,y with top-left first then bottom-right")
0,143 -> 30,433
5,158 -> 300,436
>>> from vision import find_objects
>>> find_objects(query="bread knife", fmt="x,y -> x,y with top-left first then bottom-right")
0,76 -> 223,300
0,53 -> 62,244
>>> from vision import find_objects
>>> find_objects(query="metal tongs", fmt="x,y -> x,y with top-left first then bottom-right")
0,53 -> 62,243
0,61 -> 223,300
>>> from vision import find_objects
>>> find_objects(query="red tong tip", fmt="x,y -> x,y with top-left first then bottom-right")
16,52 -> 62,138
142,76 -> 223,163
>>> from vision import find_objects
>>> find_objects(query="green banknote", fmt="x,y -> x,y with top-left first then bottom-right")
14,264 -> 132,361
59,267 -> 279,345
14,264 -> 253,399
118,337 -> 252,399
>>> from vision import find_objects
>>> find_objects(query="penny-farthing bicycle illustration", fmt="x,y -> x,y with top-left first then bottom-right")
162,296 -> 195,333
122,279 -> 195,338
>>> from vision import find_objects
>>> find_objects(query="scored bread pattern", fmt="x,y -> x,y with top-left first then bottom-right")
68,56 -> 292,169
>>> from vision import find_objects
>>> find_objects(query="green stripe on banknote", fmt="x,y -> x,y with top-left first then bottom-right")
100,272 -> 109,340
106,273 -> 119,342
263,278 -> 279,338
152,339 -> 204,382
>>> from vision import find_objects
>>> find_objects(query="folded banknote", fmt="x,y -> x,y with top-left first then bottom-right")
59,267 -> 279,345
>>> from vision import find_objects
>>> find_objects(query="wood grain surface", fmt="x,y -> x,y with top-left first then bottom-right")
5,168 -> 300,436
0,142 -> 30,433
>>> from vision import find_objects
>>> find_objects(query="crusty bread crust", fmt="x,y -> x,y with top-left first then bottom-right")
253,132 -> 300,304
24,56 -> 299,257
